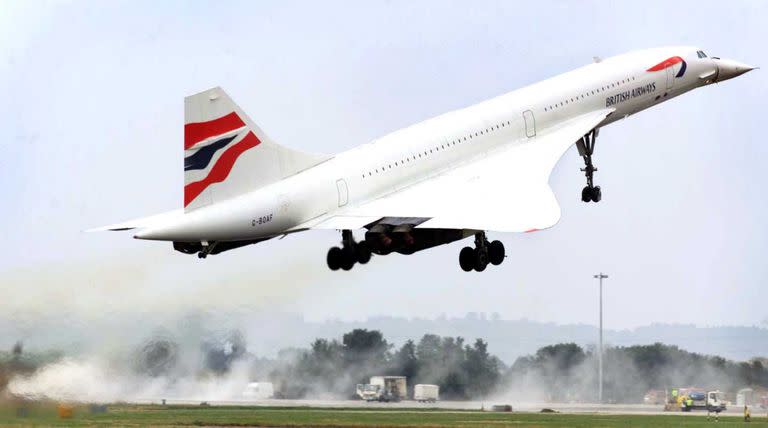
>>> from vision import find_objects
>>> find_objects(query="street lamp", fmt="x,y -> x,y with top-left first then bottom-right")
594,272 -> 608,403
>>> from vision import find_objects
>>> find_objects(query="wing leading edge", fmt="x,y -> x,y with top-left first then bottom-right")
305,108 -> 615,233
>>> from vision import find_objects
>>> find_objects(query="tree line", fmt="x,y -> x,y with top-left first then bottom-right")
505,342 -> 768,402
268,330 -> 768,402
3,331 -> 768,403
268,329 -> 503,399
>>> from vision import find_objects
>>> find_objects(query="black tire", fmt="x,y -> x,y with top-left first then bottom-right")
340,247 -> 356,271
581,186 -> 592,202
591,185 -> 602,202
489,240 -> 505,265
474,248 -> 488,272
356,242 -> 372,264
327,247 -> 342,270
459,247 -> 474,272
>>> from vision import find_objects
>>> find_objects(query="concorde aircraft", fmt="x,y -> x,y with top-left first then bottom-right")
95,46 -> 754,272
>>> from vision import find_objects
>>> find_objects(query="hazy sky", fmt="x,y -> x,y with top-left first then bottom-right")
1,1 -> 767,332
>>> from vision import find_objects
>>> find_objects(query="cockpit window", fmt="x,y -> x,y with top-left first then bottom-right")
697,50 -> 708,58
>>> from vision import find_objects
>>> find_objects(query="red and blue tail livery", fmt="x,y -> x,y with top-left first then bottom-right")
183,112 -> 261,207
180,87 -> 328,212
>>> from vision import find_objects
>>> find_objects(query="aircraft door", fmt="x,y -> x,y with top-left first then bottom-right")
523,110 -> 536,137
336,179 -> 348,207
665,66 -> 674,89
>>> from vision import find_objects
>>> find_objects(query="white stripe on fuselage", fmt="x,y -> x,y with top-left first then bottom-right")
138,46 -> 714,242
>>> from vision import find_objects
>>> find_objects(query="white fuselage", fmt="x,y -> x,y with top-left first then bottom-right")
136,46 -> 733,242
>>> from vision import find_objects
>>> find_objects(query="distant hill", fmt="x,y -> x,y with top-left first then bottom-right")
2,311 -> 766,363
250,315 -> 768,364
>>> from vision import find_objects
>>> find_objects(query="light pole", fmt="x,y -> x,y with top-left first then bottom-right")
594,272 -> 608,403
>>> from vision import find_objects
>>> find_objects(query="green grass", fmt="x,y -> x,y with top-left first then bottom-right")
0,403 -> 765,427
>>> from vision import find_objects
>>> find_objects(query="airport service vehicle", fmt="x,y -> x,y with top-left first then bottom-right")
667,388 -> 726,412
682,390 -> 726,412
356,376 -> 407,402
95,47 -> 754,272
414,384 -> 439,403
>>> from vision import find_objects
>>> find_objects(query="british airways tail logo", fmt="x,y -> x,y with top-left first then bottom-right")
183,112 -> 261,207
647,56 -> 687,78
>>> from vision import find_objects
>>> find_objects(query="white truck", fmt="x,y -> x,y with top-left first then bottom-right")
414,384 -> 439,403
356,376 -> 407,402
681,390 -> 726,412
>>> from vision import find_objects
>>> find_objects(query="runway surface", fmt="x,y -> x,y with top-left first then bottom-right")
135,398 -> 755,416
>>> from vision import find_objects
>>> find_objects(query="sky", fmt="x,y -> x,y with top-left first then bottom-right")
1,1 -> 767,337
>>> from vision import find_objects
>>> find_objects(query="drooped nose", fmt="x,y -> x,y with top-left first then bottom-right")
713,58 -> 757,82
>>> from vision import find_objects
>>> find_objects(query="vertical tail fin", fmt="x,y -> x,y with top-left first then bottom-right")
183,87 -> 329,211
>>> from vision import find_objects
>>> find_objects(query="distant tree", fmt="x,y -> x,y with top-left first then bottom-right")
751,359 -> 766,386
342,329 -> 391,368
415,334 -> 442,363
441,371 -> 467,400
535,343 -> 585,373
306,338 -> 344,380
392,340 -> 419,380
12,342 -> 22,359
463,339 -> 501,398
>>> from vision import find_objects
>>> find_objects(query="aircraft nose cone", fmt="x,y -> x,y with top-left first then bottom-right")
714,58 -> 757,82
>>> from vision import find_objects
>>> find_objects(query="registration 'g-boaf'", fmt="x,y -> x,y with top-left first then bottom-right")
94,46 -> 755,272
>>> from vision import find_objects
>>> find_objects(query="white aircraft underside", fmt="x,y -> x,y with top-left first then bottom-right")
95,46 -> 755,272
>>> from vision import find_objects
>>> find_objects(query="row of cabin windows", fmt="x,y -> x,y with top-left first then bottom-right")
361,119 -> 513,179
543,75 -> 637,112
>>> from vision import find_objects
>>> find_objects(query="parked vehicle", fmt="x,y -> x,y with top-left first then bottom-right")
681,390 -> 726,412
414,384 -> 439,403
356,376 -> 407,402
665,388 -> 726,412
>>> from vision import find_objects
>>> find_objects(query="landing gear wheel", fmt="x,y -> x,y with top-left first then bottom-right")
327,247 -> 342,271
581,186 -> 592,203
197,252 -> 207,259
356,242 -> 372,264
459,247 -> 474,272
591,186 -> 601,203
488,240 -> 505,266
473,248 -> 488,272
340,247 -> 356,271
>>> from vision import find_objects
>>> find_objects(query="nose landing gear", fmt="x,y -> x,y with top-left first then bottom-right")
327,230 -> 372,271
459,232 -> 505,272
577,129 -> 602,203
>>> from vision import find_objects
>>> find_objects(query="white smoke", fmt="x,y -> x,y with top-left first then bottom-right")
7,351 -> 256,403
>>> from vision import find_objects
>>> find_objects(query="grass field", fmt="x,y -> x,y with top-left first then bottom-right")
0,403 -> 765,427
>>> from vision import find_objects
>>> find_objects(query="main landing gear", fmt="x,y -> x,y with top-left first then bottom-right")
327,230 -> 372,271
197,242 -> 216,259
458,232 -> 505,272
577,129 -> 602,203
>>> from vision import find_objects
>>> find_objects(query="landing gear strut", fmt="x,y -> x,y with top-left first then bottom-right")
197,242 -> 217,259
459,232 -> 505,272
577,129 -> 602,203
327,230 -> 372,271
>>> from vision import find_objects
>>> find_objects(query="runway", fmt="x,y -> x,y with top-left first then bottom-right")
135,398 -> 754,416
